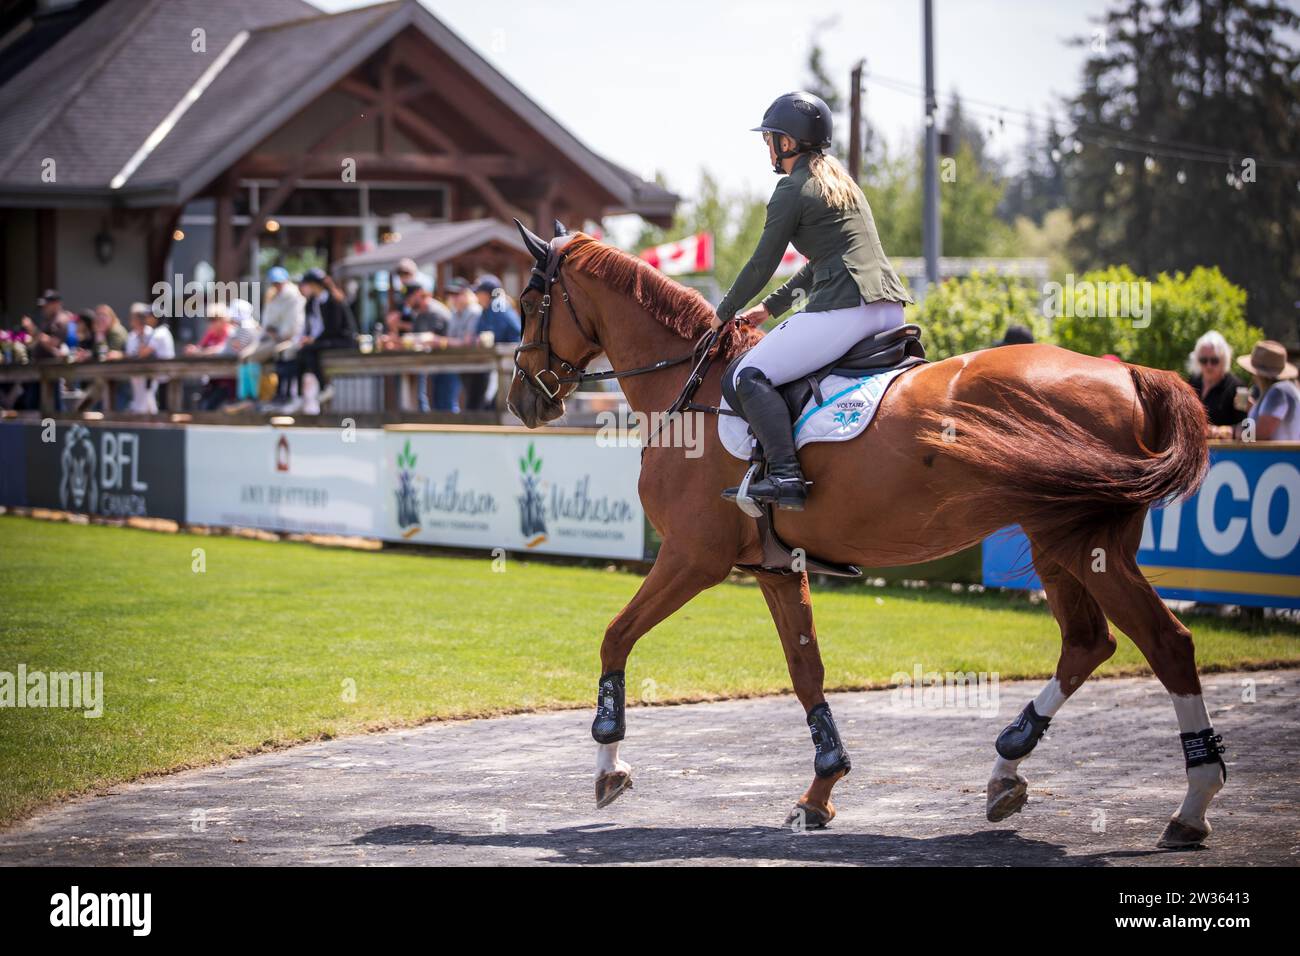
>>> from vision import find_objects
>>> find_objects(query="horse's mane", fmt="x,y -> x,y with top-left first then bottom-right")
561,234 -> 762,360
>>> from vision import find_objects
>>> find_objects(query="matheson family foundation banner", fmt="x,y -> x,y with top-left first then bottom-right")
386,429 -> 645,560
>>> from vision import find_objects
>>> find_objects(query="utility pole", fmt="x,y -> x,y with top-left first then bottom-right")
922,0 -> 941,292
848,60 -> 864,184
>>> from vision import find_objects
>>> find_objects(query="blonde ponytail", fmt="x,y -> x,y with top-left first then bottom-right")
807,152 -> 862,211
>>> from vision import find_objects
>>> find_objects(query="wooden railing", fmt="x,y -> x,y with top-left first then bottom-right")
0,345 -> 519,422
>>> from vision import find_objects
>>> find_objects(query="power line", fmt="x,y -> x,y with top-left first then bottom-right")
866,72 -> 1300,172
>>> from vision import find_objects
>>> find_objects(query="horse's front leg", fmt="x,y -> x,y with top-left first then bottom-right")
754,568 -> 850,829
592,540 -> 731,808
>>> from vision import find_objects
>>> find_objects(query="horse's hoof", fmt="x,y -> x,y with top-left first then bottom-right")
1157,817 -> 1210,850
986,775 -> 1028,822
785,800 -> 835,830
595,770 -> 632,809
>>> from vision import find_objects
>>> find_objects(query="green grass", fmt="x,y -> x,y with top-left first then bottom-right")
1,514 -> 1297,827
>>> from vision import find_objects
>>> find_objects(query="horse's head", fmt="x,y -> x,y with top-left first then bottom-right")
507,218 -> 605,428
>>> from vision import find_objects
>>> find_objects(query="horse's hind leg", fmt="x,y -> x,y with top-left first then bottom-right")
754,569 -> 850,830
1068,515 -> 1227,849
591,540 -> 731,809
987,540 -> 1117,822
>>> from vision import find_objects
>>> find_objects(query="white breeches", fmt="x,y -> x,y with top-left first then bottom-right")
731,298 -> 906,389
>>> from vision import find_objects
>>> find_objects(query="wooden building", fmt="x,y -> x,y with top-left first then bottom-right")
0,0 -> 677,330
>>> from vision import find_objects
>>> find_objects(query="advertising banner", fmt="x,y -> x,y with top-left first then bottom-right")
0,422 -> 27,507
185,426 -> 382,537
24,421 -> 185,521
983,444 -> 1300,608
384,429 -> 645,559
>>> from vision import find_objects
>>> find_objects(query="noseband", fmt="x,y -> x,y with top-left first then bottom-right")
512,236 -> 717,403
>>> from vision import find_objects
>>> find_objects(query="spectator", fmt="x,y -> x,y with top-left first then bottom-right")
403,283 -> 455,412
1238,339 -> 1300,442
123,304 -> 155,413
395,257 -> 434,299
187,304 -> 235,410
262,266 -> 306,407
70,310 -> 96,360
295,267 -> 357,415
225,298 -> 263,409
465,274 -> 521,410
16,290 -> 73,408
136,303 -> 175,411
436,277 -> 481,413
186,304 -> 231,356
27,290 -> 74,356
993,324 -> 1034,348
1187,330 -> 1246,438
94,305 -> 129,359
445,277 -> 482,344
138,306 -> 175,359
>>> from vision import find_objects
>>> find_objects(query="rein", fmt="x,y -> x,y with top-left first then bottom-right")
513,239 -> 740,443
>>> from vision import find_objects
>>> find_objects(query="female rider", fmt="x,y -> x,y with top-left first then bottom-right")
712,91 -> 912,510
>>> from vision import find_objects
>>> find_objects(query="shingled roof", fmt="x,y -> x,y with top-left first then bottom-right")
0,0 -> 678,220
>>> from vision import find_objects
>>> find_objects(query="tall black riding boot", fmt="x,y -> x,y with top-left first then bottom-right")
723,368 -> 809,510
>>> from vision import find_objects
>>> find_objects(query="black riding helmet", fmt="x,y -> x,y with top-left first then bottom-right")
752,91 -> 833,174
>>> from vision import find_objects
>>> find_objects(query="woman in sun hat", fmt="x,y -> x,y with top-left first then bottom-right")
1237,339 -> 1300,442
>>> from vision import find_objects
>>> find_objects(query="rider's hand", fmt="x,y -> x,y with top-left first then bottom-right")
708,313 -> 724,331
737,304 -> 770,327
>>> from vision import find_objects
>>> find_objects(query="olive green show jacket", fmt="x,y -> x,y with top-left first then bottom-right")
715,153 -> 911,322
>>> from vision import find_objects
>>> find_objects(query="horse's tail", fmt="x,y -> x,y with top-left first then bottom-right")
920,364 -> 1208,581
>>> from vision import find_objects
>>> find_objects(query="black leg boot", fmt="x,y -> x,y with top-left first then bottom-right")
722,368 -> 809,510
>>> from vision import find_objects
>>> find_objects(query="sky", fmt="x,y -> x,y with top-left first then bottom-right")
316,0 -> 1116,215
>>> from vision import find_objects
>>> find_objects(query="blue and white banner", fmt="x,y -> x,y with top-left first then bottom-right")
983,444 -> 1300,609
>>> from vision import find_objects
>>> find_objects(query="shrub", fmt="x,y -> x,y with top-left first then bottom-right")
904,271 -> 1049,361
1050,265 -> 1260,373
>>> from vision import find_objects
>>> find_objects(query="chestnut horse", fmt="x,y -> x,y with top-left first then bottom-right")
506,226 -> 1225,849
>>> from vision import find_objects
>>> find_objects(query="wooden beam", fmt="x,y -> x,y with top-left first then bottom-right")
338,75 -> 436,107
390,105 -> 524,223
379,54 -> 395,155
213,181 -> 235,282
232,110 -> 373,265
146,206 -> 182,289
238,152 -> 534,178
36,209 -> 56,292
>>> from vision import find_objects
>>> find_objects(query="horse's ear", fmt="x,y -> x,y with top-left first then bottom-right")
513,218 -> 549,263
553,219 -> 568,238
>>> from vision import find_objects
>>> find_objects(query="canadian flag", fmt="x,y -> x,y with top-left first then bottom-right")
773,244 -> 808,278
639,232 -> 714,275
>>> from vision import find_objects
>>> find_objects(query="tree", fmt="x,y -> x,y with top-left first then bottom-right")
1065,0 -> 1300,344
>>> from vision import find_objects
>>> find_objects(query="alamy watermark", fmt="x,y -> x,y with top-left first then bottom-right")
889,663 -> 1000,717
151,276 -> 261,320
0,665 -> 103,718
1042,274 -> 1151,329
595,408 -> 707,459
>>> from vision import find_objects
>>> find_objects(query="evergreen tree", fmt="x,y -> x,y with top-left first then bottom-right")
1066,0 -> 1300,343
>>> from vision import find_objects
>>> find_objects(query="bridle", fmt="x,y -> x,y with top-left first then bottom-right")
513,237 -> 728,425
511,237 -> 605,401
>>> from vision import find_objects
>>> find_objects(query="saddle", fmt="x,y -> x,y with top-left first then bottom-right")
721,323 -> 927,580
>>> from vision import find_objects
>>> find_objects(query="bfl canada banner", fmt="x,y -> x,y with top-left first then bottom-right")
385,430 -> 645,560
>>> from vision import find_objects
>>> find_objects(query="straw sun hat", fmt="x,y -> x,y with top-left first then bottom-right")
1237,340 -> 1298,381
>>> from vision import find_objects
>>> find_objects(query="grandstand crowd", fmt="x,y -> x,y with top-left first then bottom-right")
2,281 -> 1297,440
0,257 -> 522,416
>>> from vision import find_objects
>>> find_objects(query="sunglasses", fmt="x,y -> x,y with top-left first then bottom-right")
1197,355 -> 1221,366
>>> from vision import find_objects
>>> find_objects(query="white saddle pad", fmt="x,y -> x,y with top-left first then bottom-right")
718,366 -> 913,461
